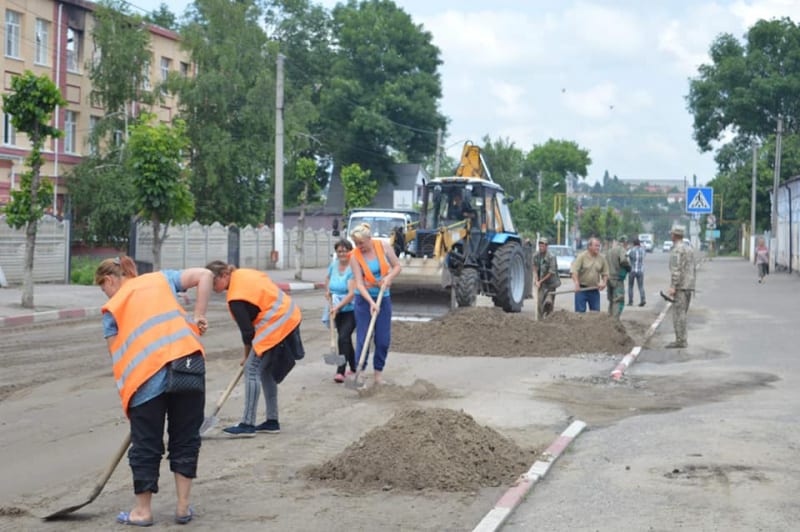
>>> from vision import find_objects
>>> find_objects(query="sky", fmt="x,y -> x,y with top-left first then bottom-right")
129,0 -> 800,185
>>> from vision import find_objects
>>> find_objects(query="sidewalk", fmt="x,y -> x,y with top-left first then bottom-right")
0,267 -> 328,328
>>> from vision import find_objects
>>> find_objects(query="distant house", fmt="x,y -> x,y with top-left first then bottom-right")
284,163 -> 428,232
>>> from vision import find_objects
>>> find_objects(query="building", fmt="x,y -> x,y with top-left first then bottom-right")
1,0 -> 191,215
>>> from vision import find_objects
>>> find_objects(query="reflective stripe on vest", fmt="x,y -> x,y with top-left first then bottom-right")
353,240 -> 389,287
226,269 -> 302,355
102,273 -> 204,415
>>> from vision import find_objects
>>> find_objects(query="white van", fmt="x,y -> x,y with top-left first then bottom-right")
346,208 -> 419,256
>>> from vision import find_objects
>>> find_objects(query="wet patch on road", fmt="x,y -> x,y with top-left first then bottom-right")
534,371 -> 779,426
663,463 -> 768,485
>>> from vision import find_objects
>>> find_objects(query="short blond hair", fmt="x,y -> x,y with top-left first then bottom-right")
350,222 -> 372,241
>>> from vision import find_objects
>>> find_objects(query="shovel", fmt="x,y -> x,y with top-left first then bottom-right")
43,433 -> 131,520
199,364 -> 245,436
346,285 -> 386,390
323,313 -> 346,366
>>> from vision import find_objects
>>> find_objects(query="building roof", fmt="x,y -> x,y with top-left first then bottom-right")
326,163 -> 428,211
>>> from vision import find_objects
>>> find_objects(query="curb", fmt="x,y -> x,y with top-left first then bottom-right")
472,420 -> 587,532
0,282 -> 325,329
610,301 -> 672,380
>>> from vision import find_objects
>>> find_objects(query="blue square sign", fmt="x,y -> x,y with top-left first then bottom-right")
686,187 -> 713,214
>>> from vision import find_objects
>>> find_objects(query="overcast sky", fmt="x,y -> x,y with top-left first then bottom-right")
132,0 -> 800,185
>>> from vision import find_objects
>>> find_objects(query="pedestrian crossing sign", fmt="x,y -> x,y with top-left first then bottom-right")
686,187 -> 713,214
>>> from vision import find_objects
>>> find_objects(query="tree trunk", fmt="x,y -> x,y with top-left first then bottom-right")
294,184 -> 308,281
152,216 -> 162,272
21,220 -> 37,308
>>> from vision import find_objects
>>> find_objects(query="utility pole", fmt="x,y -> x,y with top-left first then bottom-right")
273,54 -> 285,269
770,116 -> 783,273
433,128 -> 442,178
750,141 -> 758,262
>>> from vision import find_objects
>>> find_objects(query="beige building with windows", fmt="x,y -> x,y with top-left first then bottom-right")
1,0 -> 191,215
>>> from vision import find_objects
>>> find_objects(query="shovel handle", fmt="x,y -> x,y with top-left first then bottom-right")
211,365 -> 245,417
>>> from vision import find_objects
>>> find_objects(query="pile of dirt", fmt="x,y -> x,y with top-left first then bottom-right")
304,408 -> 537,492
356,379 -> 452,400
392,307 -> 634,357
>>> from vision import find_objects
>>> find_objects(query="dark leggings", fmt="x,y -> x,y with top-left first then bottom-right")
127,388 -> 204,494
335,310 -> 356,374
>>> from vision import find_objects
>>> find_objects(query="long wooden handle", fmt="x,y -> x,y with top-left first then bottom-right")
211,365 -> 245,417
354,285 -> 386,371
329,309 -> 336,348
88,432 -> 131,502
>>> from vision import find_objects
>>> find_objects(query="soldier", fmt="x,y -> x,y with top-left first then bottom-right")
605,235 -> 631,318
666,225 -> 695,348
532,237 -> 561,318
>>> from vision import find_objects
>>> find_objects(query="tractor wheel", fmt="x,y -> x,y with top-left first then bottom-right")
455,267 -> 480,307
491,242 -> 526,312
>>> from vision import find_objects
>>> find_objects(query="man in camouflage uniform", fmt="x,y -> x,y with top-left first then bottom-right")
666,225 -> 695,348
605,235 -> 631,318
532,237 -> 561,319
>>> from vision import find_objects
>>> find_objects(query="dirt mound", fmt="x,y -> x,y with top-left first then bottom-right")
392,307 -> 634,357
304,408 -> 537,492
356,379 -> 452,400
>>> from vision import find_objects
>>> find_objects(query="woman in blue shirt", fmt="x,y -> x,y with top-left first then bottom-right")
326,239 -> 356,382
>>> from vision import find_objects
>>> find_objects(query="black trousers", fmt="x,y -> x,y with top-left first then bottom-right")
335,310 -> 356,373
127,388 -> 204,494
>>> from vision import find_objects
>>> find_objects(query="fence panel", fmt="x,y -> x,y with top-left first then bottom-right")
0,215 -> 69,283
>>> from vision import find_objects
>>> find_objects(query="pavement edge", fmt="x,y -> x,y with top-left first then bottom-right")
472,420 -> 587,532
610,301 -> 672,380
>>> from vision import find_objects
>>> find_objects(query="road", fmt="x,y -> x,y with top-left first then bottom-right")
1,252 -> 798,531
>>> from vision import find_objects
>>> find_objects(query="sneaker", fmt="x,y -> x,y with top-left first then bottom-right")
665,341 -> 687,349
628,301 -> 633,306
638,301 -> 646,307
334,373 -> 345,383
255,419 -> 281,434
223,423 -> 256,436
345,369 -> 355,377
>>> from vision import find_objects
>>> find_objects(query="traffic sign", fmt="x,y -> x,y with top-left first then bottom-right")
553,211 -> 564,223
686,187 -> 713,214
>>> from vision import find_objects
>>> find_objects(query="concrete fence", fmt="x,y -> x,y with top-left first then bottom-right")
0,215 -> 70,284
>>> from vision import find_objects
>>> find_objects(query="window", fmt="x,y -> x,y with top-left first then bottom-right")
5,11 -> 21,58
3,113 -> 15,145
66,28 -> 81,72
180,61 -> 190,77
160,57 -> 171,94
88,115 -> 100,154
64,111 -> 77,153
141,60 -> 151,90
35,19 -> 50,65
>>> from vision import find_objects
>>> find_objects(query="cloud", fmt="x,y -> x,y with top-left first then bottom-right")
729,0 -> 800,27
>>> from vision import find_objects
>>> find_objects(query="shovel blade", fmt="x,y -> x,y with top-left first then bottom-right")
199,415 -> 218,436
344,374 -> 366,389
323,352 -> 346,365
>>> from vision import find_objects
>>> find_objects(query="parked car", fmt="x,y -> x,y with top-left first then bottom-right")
548,245 -> 576,277
662,240 -> 673,252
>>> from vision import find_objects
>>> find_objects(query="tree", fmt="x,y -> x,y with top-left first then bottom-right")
340,163 -> 376,217
321,0 -> 446,180
2,71 -> 66,308
145,3 -> 178,30
481,136 -> 525,199
292,157 -> 320,280
180,0 -> 274,226
125,116 -> 194,270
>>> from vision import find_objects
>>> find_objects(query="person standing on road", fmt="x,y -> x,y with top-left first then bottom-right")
666,225 -> 696,348
350,223 -> 402,385
570,237 -> 609,313
205,261 -> 305,436
627,237 -> 646,306
605,235 -> 631,318
532,236 -> 561,318
326,238 -> 356,382
756,237 -> 769,283
95,255 -> 213,527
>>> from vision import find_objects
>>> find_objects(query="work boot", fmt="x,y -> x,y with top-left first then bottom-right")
639,301 -> 646,307
665,341 -> 687,349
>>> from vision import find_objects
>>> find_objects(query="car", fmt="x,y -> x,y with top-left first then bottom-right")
662,240 -> 673,252
547,245 -> 576,277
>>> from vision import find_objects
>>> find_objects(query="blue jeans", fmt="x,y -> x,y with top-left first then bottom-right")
575,288 -> 600,312
628,272 -> 645,303
354,294 -> 392,371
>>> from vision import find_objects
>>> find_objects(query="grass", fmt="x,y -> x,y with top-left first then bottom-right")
70,255 -> 102,286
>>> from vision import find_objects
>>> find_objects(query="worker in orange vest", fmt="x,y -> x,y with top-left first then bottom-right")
96,255 -> 212,526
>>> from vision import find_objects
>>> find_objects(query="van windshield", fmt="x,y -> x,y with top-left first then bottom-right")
348,216 -> 406,239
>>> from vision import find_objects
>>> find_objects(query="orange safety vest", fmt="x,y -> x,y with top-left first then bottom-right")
102,272 -> 204,416
352,240 -> 390,287
226,269 -> 302,355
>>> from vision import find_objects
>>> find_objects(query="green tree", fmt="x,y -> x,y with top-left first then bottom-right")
340,163 -> 376,217
578,206 -> 606,241
125,116 -> 194,270
2,71 -> 66,308
145,3 -> 178,30
68,160 -> 134,246
481,136 -> 525,199
180,0 -> 274,226
321,0 -> 446,180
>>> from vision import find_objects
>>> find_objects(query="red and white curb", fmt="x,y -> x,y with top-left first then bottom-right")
0,307 -> 101,328
610,301 -> 672,380
276,281 -> 326,293
472,420 -> 587,532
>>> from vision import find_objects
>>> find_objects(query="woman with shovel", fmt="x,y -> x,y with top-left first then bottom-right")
95,255 -> 213,526
205,261 -> 305,436
326,238 -> 357,382
349,223 -> 402,386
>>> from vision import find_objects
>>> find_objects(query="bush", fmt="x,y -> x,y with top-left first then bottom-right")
71,256 -> 102,285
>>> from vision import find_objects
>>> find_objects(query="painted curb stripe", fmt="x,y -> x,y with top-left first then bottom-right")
472,420 -> 587,532
610,301 -> 672,380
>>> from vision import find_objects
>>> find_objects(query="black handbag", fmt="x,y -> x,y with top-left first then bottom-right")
165,352 -> 205,394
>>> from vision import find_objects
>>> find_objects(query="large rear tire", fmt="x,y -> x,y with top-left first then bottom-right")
492,242 -> 526,312
455,268 -> 480,307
